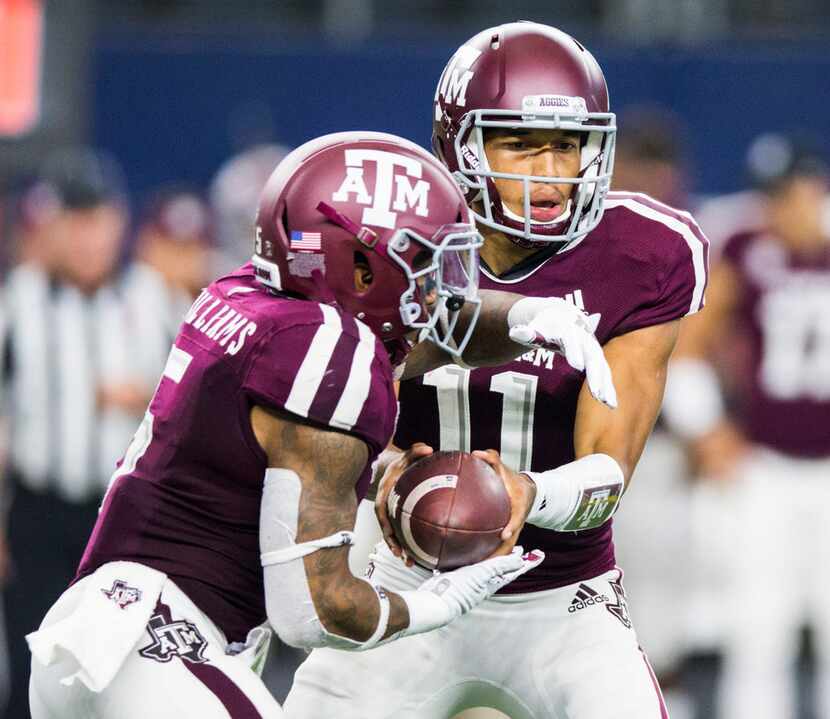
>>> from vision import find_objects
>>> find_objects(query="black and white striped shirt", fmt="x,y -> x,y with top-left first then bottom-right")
1,262 -> 183,502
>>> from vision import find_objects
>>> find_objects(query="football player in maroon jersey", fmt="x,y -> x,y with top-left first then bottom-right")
663,134 -> 830,719
286,22 -> 709,719
27,129 -> 622,718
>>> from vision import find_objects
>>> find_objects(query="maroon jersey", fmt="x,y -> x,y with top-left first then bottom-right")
395,192 -> 709,592
721,230 -> 830,458
77,263 -> 397,641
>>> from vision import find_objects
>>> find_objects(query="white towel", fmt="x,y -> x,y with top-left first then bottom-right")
226,622 -> 273,677
27,561 -> 166,693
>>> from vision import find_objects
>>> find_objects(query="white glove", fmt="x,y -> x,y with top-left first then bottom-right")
397,548 -> 545,636
507,296 -> 617,408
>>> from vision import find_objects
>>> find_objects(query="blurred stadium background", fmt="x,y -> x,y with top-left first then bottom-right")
2,1 -> 830,718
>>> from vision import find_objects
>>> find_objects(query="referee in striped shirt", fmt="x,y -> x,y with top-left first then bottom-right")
1,149 -> 174,718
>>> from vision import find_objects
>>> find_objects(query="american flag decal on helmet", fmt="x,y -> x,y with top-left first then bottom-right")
290,231 -> 322,251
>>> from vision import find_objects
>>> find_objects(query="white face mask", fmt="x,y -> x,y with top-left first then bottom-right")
452,104 -> 617,248
386,222 -> 484,358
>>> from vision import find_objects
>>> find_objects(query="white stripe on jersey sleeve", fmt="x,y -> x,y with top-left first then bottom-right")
330,319 -> 376,431
284,304 -> 343,419
604,197 -> 707,314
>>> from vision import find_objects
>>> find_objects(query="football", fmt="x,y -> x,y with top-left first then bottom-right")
386,450 -> 511,571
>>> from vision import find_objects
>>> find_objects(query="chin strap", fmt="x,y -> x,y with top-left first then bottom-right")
316,202 -> 378,248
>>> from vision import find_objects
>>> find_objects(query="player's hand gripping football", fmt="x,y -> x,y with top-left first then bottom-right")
375,442 -> 434,566
507,296 -> 617,409
472,448 -> 537,557
408,546 -> 545,632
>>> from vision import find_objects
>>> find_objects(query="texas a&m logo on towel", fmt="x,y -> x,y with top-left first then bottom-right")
139,613 -> 208,664
101,580 -> 142,610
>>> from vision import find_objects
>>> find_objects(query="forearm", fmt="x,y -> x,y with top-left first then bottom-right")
520,378 -> 648,532
457,289 -> 529,366
262,536 -> 413,650
521,322 -> 680,531
574,383 -> 658,486
302,545 -> 504,648
573,321 -> 679,485
401,290 -> 531,379
309,554 -> 410,642
253,403 -> 533,649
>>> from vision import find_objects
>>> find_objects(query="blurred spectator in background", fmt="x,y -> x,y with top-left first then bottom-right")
0,194 -> 10,277
0,147 -> 173,719
12,181 -> 66,269
209,143 -> 290,272
663,133 -> 830,719
133,187 -> 215,332
696,132 -> 830,256
611,104 -> 690,209
693,182 -> 767,256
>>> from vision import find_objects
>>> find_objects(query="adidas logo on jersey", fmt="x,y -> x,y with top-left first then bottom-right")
568,583 -> 610,613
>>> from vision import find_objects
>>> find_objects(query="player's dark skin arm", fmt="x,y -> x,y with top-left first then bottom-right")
251,405 -> 409,642
401,289 -> 530,379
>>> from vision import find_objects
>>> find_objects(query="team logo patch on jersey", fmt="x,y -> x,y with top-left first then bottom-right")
101,580 -> 142,609
139,613 -> 208,664
568,583 -> 610,613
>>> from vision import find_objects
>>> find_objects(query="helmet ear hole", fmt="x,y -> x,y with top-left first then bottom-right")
433,136 -> 448,165
274,204 -> 292,252
412,249 -> 433,273
353,250 -> 373,292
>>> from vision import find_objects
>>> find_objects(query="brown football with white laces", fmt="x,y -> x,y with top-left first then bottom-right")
386,451 -> 511,571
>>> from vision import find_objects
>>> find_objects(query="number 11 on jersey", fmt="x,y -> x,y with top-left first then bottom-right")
422,366 -> 539,472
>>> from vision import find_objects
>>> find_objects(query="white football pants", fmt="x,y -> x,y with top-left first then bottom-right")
29,566 -> 284,719
714,448 -> 830,719
284,539 -> 667,719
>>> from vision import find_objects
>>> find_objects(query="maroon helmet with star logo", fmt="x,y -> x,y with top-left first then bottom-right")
432,21 -> 616,249
253,131 -> 483,360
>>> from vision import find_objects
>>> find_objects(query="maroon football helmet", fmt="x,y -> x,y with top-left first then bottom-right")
432,21 -> 616,249
253,131 -> 483,360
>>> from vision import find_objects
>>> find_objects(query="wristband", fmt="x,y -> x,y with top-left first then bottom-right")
357,581 -> 391,650
523,454 -> 624,532
395,589 -> 452,637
